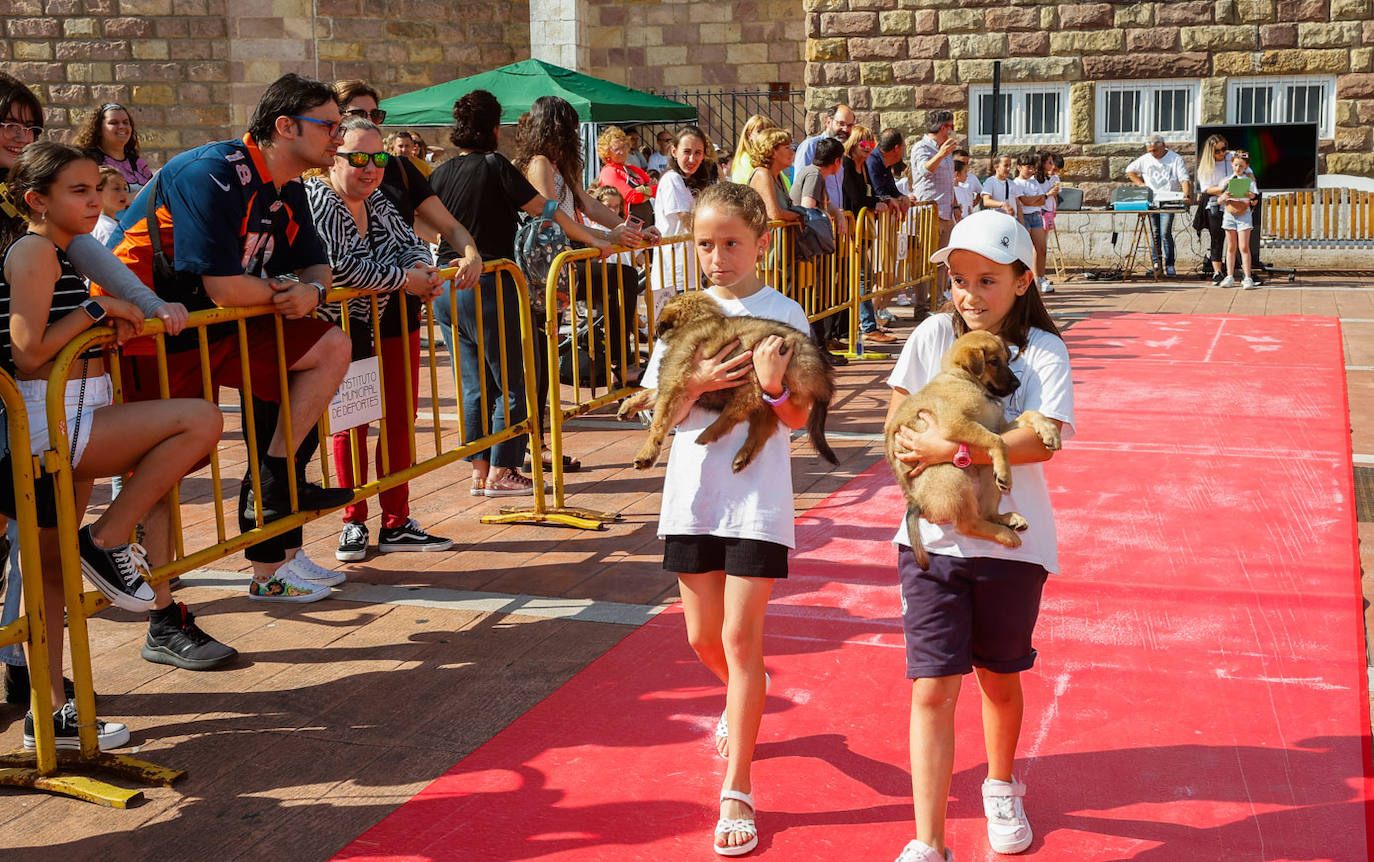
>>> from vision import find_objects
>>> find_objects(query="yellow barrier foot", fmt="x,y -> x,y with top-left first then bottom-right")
0,748 -> 185,807
481,505 -> 620,531
0,767 -> 144,807
843,351 -> 889,361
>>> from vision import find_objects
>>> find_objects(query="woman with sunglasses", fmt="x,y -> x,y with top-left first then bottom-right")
305,117 -> 454,562
71,103 -> 154,199
1195,134 -> 1251,286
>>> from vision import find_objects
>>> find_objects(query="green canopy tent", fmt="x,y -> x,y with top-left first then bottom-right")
380,59 -> 697,185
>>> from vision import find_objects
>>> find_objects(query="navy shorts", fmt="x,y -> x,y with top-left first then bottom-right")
898,547 -> 1047,678
663,534 -> 789,579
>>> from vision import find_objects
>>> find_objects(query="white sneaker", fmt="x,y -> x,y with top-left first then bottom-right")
292,549 -> 347,587
248,558 -> 333,602
1241,276 -> 1256,290
983,776 -> 1032,854
894,839 -> 952,862
892,293 -> 914,307
1217,275 -> 1235,288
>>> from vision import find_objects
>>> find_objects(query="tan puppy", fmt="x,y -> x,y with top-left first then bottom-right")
619,291 -> 837,472
885,330 -> 1061,568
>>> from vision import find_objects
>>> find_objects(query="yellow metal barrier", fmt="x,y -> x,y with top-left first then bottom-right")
849,204 -> 940,357
0,367 -> 182,807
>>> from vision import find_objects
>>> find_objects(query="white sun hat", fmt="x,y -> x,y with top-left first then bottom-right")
929,209 -> 1036,273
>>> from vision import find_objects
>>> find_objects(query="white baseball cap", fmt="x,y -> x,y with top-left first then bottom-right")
929,209 -> 1036,273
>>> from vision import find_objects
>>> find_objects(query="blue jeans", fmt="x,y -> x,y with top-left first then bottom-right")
1,520 -> 22,667
1147,212 -> 1176,268
858,299 -> 878,333
431,271 -> 532,469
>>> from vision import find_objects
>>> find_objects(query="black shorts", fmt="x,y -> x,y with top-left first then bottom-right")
898,547 -> 1047,679
663,534 -> 789,579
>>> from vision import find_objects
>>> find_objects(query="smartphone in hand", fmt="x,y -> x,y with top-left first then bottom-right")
625,213 -> 645,232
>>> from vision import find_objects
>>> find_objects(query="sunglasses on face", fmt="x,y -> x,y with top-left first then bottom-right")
344,107 -> 388,124
292,115 -> 343,138
0,121 -> 43,139
337,151 -> 390,168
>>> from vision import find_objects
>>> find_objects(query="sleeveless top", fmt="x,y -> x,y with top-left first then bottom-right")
0,234 -> 100,371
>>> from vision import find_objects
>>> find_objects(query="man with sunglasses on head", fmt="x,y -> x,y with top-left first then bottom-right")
107,73 -> 355,644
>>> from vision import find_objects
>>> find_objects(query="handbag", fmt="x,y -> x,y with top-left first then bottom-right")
1192,193 -> 1211,233
791,206 -> 837,262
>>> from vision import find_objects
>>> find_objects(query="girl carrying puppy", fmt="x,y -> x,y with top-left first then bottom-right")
635,182 -> 814,856
886,210 -> 1074,861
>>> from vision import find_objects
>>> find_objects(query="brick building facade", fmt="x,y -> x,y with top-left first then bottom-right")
805,0 -> 1374,202
1,0 -> 529,167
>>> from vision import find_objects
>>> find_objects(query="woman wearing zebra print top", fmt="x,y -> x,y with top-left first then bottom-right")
304,117 -> 453,562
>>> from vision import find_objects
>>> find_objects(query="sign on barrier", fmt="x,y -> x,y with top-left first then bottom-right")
328,356 -> 383,431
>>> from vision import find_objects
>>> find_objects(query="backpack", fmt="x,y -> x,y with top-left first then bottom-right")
513,198 -> 571,316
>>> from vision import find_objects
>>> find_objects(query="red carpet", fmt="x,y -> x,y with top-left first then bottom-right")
334,314 -> 1370,861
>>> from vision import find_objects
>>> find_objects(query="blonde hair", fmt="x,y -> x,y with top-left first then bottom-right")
730,114 -> 776,176
597,125 -> 631,162
843,123 -> 874,162
1197,133 -> 1227,175
96,164 -> 124,190
695,181 -> 767,237
587,183 -> 622,209
745,128 -> 792,172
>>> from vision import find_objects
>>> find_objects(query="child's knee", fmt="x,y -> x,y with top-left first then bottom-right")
686,628 -> 723,659
911,675 -> 962,711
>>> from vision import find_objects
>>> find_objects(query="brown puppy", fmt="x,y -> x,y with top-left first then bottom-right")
885,330 -> 1061,569
618,290 -> 838,472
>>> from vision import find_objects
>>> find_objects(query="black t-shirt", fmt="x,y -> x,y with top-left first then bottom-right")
428,151 -> 537,263
376,154 -> 437,337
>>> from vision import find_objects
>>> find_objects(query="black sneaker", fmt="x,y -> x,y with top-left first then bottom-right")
378,519 -> 454,553
3,662 -> 79,706
77,526 -> 156,612
24,700 -> 129,751
251,468 -> 355,519
336,521 -> 369,562
141,602 -> 238,670
1211,271 -> 1225,285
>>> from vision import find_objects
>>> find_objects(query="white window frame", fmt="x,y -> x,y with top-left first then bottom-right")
1094,79 -> 1201,144
968,84 -> 1071,147
1226,75 -> 1336,139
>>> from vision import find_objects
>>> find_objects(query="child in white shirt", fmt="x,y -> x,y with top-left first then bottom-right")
886,210 -> 1074,862
633,182 -> 816,858
1010,153 -> 1051,295
92,165 -> 128,246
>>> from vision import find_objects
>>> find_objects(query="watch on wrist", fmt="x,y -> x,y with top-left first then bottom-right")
80,298 -> 107,323
761,385 -> 790,406
307,281 -> 328,305
952,442 -> 972,469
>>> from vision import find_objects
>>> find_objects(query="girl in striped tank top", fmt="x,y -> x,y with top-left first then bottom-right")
2,142 -> 221,750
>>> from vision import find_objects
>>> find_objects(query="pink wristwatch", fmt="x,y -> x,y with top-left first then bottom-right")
952,443 -> 972,469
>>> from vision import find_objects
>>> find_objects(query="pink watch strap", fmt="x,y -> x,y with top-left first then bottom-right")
952,443 -> 972,469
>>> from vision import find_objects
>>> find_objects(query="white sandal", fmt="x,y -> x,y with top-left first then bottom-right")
715,672 -> 770,758
714,788 -> 758,856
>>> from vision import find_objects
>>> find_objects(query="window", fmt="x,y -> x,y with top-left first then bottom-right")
1095,80 -> 1199,143
968,84 -> 1070,146
1227,76 -> 1335,138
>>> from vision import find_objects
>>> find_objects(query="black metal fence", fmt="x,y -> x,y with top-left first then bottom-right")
649,86 -> 806,158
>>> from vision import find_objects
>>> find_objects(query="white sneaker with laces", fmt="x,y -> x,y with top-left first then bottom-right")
248,558 -> 333,602
894,839 -> 952,862
1241,276 -> 1256,290
292,550 -> 347,587
983,776 -> 1032,854
1217,275 -> 1235,288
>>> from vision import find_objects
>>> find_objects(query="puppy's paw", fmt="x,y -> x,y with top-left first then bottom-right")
995,469 -> 1012,493
1036,422 -> 1062,451
633,445 -> 660,470
992,528 -> 1023,550
731,452 -> 753,473
1005,513 -> 1029,532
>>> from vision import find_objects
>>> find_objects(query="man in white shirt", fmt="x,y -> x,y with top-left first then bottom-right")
1125,133 -> 1193,277
647,130 -> 672,174
793,103 -> 855,210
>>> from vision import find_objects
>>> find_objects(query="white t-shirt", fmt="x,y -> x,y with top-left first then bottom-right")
1010,176 -> 1051,214
92,213 -> 119,247
953,174 -> 983,216
650,170 -> 696,297
1125,149 -> 1190,195
647,152 -> 669,174
640,286 -> 812,548
887,313 -> 1076,573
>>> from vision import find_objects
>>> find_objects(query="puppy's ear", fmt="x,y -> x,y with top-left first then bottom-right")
963,346 -> 985,378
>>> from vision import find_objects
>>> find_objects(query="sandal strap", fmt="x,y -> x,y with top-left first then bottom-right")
720,788 -> 755,810
714,817 -> 757,839
715,711 -> 729,740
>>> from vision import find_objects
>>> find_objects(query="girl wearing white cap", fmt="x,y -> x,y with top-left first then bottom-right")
885,210 -> 1076,862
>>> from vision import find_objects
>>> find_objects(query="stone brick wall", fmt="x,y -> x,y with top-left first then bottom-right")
805,0 -> 1374,202
582,0 -> 806,91
1,1 -> 529,168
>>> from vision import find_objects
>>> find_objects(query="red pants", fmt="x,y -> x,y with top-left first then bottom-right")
331,330 -> 421,529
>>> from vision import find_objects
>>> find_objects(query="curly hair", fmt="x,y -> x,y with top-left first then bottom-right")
70,102 -> 141,162
694,181 -> 767,237
450,89 -> 500,151
596,125 -> 631,163
666,125 -> 718,196
744,128 -> 791,172
512,96 -> 583,196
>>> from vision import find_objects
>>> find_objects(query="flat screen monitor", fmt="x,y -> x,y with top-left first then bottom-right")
1195,123 -> 1318,190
